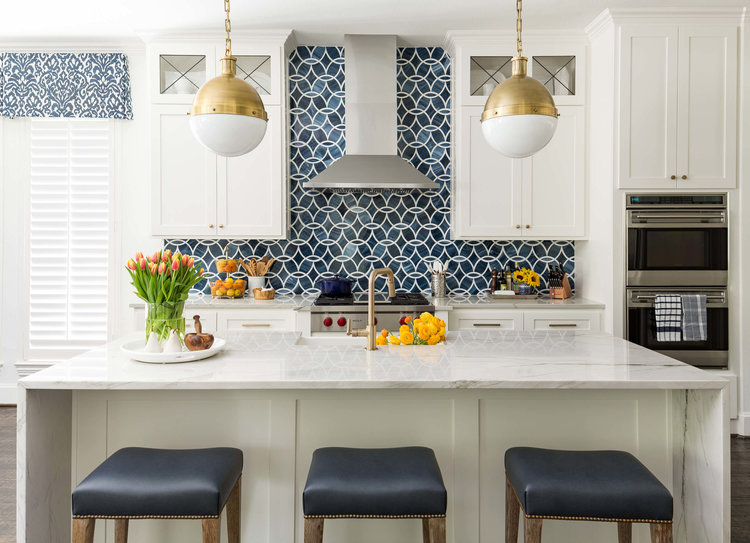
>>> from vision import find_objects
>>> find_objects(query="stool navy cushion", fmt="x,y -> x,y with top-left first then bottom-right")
505,447 -> 672,521
303,447 -> 447,517
72,447 -> 243,518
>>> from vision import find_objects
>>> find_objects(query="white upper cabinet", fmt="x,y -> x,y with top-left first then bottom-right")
147,32 -> 293,239
617,23 -> 737,189
523,106 -> 585,238
446,33 -> 587,240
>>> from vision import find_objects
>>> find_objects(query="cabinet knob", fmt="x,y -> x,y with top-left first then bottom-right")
670,175 -> 676,180
525,224 -> 530,229
515,224 -> 521,229
681,175 -> 687,180
219,224 -> 224,228
209,224 -> 214,228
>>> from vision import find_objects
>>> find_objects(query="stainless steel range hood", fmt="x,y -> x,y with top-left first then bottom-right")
304,35 -> 439,192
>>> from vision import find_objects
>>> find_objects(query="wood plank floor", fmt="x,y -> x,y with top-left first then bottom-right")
0,406 -> 748,542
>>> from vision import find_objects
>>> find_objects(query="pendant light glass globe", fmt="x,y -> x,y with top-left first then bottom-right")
190,57 -> 268,157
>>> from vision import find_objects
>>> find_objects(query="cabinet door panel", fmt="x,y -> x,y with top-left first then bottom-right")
522,106 -> 585,238
218,105 -> 286,238
678,26 -> 737,188
618,26 -> 679,189
453,106 -> 522,239
151,105 -> 217,237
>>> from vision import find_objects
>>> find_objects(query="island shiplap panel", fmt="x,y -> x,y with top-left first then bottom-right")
72,389 -> 671,543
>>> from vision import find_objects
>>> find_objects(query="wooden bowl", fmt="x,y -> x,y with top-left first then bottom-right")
253,288 -> 275,300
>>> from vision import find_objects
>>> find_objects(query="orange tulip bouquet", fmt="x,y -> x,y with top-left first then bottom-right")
377,312 -> 446,346
126,250 -> 205,344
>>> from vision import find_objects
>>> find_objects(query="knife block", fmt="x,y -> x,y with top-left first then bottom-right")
549,273 -> 573,299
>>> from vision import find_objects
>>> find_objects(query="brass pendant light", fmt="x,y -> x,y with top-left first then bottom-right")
480,0 -> 559,158
190,0 -> 269,157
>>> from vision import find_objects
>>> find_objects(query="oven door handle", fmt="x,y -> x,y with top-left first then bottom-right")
628,211 -> 726,227
627,294 -> 727,308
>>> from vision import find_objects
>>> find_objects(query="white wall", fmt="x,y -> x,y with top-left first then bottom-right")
0,42 -> 151,403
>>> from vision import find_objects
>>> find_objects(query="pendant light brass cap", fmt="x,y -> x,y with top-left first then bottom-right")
190,56 -> 268,121
480,57 -> 558,122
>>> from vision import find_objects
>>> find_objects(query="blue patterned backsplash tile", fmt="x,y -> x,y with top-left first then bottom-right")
165,46 -> 575,296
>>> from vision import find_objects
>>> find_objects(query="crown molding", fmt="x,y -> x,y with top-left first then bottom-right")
137,28 -> 294,44
603,7 -> 745,24
0,37 -> 144,51
443,28 -> 587,54
584,10 -> 614,40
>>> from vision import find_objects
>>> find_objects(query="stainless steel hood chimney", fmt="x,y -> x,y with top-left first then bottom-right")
303,35 -> 439,192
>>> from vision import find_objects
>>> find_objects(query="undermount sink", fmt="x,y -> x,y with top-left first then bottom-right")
294,336 -> 364,347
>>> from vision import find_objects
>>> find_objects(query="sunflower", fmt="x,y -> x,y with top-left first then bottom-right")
528,273 -> 541,287
512,270 -> 525,282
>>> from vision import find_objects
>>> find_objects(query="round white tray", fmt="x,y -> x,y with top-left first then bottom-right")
120,337 -> 226,364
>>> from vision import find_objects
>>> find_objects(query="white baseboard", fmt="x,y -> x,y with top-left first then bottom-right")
0,383 -> 17,405
735,412 -> 750,437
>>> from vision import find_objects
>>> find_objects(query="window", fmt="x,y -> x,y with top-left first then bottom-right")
26,119 -> 112,358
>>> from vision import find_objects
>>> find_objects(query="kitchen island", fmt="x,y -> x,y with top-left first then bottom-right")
18,331 -> 728,543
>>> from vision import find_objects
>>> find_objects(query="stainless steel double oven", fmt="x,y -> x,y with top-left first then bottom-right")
625,194 -> 728,368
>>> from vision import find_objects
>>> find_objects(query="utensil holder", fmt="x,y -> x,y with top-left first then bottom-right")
431,273 -> 446,298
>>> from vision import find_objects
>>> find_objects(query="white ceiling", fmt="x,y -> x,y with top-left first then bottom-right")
1,0 -> 747,44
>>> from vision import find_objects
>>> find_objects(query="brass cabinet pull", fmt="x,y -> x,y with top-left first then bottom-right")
525,224 -> 530,229
548,323 -> 578,328
515,224 -> 521,229
219,224 -> 224,228
670,175 -> 676,180
209,224 -> 214,228
242,323 -> 271,327
473,323 -> 503,327
681,175 -> 687,180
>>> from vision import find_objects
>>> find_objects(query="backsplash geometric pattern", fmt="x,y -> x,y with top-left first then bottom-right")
165,46 -> 574,296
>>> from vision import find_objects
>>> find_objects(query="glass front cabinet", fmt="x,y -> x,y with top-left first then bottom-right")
147,33 -> 293,239
446,33 -> 587,240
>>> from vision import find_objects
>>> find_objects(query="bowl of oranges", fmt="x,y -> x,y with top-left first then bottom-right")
210,277 -> 246,298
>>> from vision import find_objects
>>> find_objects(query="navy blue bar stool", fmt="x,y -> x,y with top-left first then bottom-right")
504,447 -> 673,543
71,447 -> 243,543
303,447 -> 447,543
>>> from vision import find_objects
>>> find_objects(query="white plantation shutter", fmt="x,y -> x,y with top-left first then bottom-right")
27,119 -> 112,357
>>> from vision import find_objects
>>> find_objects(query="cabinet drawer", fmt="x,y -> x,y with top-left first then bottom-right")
449,310 -> 522,331
218,310 -> 294,332
523,311 -> 601,332
183,310 -> 218,334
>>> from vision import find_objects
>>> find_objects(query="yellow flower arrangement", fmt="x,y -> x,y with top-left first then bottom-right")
380,311 -> 446,346
514,267 -> 541,287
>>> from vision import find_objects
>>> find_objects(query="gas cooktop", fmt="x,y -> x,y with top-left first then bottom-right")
313,292 -> 431,307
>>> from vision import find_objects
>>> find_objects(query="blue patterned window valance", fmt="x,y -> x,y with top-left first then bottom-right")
0,52 -> 133,119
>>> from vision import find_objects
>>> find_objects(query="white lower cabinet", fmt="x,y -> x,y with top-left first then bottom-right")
448,310 -> 523,331
218,309 -> 295,332
449,308 -> 602,332
523,310 -> 601,332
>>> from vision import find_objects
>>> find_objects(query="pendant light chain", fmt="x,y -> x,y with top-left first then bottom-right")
516,0 -> 523,58
224,0 -> 232,57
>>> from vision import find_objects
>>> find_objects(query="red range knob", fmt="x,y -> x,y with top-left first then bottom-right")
399,317 -> 407,325
337,317 -> 347,327
323,317 -> 333,327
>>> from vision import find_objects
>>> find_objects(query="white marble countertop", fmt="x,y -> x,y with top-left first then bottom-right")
129,294 -> 316,310
20,331 -> 725,391
428,294 -> 605,310
129,294 -> 604,311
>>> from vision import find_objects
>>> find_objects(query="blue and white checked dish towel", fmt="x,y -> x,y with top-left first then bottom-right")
681,294 -> 707,341
654,295 -> 682,342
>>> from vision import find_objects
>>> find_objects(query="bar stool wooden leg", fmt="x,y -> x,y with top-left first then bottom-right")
304,518 -> 324,543
617,522 -> 632,543
115,519 -> 129,543
422,518 -> 431,543
523,517 -> 542,543
227,478 -> 241,543
650,523 -> 673,543
427,518 -> 446,543
506,477 -> 520,543
202,517 -> 221,543
72,518 -> 95,543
